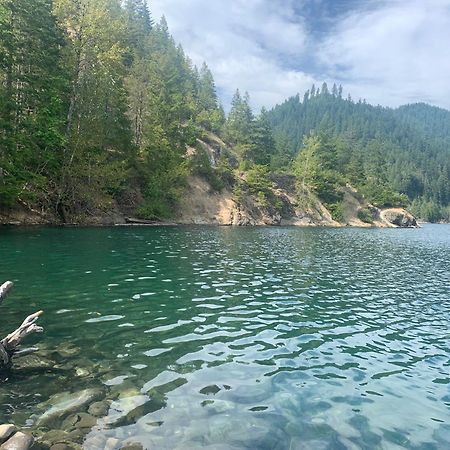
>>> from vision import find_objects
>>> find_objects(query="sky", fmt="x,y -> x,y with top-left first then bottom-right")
149,0 -> 450,111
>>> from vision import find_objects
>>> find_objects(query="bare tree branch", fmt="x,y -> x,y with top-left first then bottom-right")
0,281 -> 44,370
0,281 -> 14,304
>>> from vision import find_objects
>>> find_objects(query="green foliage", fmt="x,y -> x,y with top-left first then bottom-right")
267,86 -> 450,221
244,164 -> 282,211
136,145 -> 187,219
359,182 -> 408,208
194,63 -> 225,132
410,198 -> 442,222
328,202 -> 345,223
245,165 -> 272,196
223,90 -> 253,145
1,1 -> 449,226
232,182 -> 244,204
188,146 -> 224,192
293,134 -> 345,208
0,0 -> 67,208
357,208 -> 375,224
216,154 -> 236,188
0,0 -> 230,221
223,93 -> 277,166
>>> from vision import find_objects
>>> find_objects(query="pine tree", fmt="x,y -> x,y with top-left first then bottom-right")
53,0 -> 132,218
0,0 -> 66,206
332,83 -> 338,97
224,89 -> 254,145
303,90 -> 310,103
247,107 -> 275,165
124,0 -> 152,57
195,62 -> 224,131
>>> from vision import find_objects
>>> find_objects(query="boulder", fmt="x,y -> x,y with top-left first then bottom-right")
382,208 -> 418,228
0,425 -> 16,445
0,432 -> 33,450
37,388 -> 104,427
13,355 -> 54,371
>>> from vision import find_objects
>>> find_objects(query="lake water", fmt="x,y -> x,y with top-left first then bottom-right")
0,225 -> 449,449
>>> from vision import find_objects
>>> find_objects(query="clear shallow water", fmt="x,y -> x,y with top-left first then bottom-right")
0,225 -> 449,449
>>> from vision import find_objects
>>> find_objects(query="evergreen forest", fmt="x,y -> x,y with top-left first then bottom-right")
0,0 -> 449,223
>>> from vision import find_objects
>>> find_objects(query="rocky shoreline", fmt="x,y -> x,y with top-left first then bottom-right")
2,345 -> 147,450
0,175 -> 421,229
0,207 -> 420,229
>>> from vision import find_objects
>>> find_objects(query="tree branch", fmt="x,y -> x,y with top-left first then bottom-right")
0,281 -> 14,304
0,281 -> 44,370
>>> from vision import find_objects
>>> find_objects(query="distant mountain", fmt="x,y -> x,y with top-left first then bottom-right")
395,103 -> 450,144
267,88 -> 450,221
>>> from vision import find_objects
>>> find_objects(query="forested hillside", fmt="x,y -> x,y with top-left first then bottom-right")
0,0 -> 224,221
267,87 -> 450,221
0,0 -> 448,225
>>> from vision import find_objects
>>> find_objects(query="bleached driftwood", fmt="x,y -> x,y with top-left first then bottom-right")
0,281 -> 43,369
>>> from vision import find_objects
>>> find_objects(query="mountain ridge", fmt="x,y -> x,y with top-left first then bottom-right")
266,89 -> 450,222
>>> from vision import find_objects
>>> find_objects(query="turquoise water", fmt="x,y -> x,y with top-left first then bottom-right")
0,225 -> 449,449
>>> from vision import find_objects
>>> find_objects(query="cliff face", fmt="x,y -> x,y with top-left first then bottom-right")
176,175 -> 418,228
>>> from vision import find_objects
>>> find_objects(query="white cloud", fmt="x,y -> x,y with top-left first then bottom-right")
149,0 -> 450,110
149,0 -> 317,111
319,0 -> 450,108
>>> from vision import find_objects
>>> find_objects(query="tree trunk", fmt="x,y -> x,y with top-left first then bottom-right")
0,281 -> 44,370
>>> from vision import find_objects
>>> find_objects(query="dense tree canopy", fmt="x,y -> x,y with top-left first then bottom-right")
268,87 -> 450,221
0,0 -> 224,220
0,1 -> 448,223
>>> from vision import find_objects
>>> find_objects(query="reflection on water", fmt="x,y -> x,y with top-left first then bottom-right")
0,225 -> 449,449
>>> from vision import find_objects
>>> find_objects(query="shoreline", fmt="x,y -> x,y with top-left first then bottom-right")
0,221 -> 431,229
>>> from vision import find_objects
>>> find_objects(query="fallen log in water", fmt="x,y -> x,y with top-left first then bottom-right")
0,281 -> 43,370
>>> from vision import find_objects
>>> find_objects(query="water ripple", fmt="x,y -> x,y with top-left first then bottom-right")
0,225 -> 449,449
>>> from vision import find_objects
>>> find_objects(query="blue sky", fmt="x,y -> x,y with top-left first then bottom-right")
149,0 -> 450,111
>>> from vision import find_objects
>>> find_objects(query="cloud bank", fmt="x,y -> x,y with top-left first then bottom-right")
149,0 -> 450,111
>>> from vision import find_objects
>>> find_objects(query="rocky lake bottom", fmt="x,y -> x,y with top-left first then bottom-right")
0,225 -> 449,449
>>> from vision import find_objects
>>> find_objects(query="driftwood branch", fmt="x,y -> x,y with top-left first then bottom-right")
0,281 -> 13,304
0,281 -> 44,370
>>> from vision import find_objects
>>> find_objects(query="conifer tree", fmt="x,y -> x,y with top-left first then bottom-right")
195,62 -> 224,131
0,0 -> 66,206
124,0 -> 152,56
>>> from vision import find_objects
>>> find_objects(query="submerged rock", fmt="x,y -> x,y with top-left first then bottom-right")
13,355 -> 55,371
49,444 -> 81,450
199,385 -> 221,395
74,413 -> 97,430
104,438 -> 120,450
61,413 -> 96,431
88,401 -> 110,417
55,343 -> 81,358
119,443 -> 143,450
38,429 -> 71,448
37,388 -> 104,427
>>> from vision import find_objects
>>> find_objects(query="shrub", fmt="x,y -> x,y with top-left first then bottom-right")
357,208 -> 375,223
328,202 -> 345,222
245,165 -> 272,195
